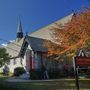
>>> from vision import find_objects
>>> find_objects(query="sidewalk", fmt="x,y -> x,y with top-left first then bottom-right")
6,77 -> 90,83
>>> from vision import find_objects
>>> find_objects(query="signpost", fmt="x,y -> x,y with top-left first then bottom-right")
73,50 -> 90,90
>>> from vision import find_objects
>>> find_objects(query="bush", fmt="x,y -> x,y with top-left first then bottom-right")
14,67 -> 26,76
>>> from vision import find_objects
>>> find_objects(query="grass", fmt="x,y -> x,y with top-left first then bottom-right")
0,76 -> 90,90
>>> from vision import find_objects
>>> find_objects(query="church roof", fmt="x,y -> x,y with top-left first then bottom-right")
19,36 -> 49,57
29,13 -> 74,40
6,38 -> 24,58
27,36 -> 47,52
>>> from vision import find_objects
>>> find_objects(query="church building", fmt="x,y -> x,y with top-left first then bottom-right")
1,13 -> 75,78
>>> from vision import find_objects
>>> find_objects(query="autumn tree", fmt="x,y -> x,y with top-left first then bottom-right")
0,48 -> 10,67
44,8 -> 90,58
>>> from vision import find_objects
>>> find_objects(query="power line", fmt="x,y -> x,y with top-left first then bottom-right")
0,38 -> 22,48
0,36 -> 28,53
0,37 -> 24,52
0,45 -> 19,52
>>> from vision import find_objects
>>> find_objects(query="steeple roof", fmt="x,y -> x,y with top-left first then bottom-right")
16,17 -> 23,41
17,17 -> 23,33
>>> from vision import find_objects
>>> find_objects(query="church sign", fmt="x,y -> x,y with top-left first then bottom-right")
73,50 -> 90,90
75,57 -> 90,67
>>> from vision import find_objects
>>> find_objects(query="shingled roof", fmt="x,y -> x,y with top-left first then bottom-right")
29,13 -> 74,40
27,36 -> 47,52
6,38 -> 24,58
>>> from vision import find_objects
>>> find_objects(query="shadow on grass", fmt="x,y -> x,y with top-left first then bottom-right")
0,76 -> 90,90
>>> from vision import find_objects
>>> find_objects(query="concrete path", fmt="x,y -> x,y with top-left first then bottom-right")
6,77 -> 90,82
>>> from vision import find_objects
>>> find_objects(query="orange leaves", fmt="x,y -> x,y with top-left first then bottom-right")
44,8 -> 90,56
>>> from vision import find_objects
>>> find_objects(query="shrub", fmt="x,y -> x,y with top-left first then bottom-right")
14,67 -> 26,76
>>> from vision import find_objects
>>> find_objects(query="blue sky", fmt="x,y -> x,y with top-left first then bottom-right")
0,0 -> 90,44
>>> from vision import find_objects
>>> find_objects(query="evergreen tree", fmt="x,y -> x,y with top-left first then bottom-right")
0,48 -> 10,67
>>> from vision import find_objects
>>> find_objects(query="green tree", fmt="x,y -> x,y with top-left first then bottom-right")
0,48 -> 10,67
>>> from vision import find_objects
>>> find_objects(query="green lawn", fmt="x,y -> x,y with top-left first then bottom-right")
0,76 -> 90,90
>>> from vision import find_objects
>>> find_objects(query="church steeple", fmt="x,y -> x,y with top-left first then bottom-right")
16,17 -> 23,41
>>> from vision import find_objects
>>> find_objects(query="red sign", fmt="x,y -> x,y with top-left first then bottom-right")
75,57 -> 90,67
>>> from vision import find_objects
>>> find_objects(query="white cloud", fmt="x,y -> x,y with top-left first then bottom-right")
1,40 -> 15,47
10,40 -> 15,42
1,43 -> 7,47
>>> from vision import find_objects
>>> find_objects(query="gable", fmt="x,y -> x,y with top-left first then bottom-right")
19,36 -> 48,57
29,13 -> 74,40
6,38 -> 24,58
27,36 -> 47,52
